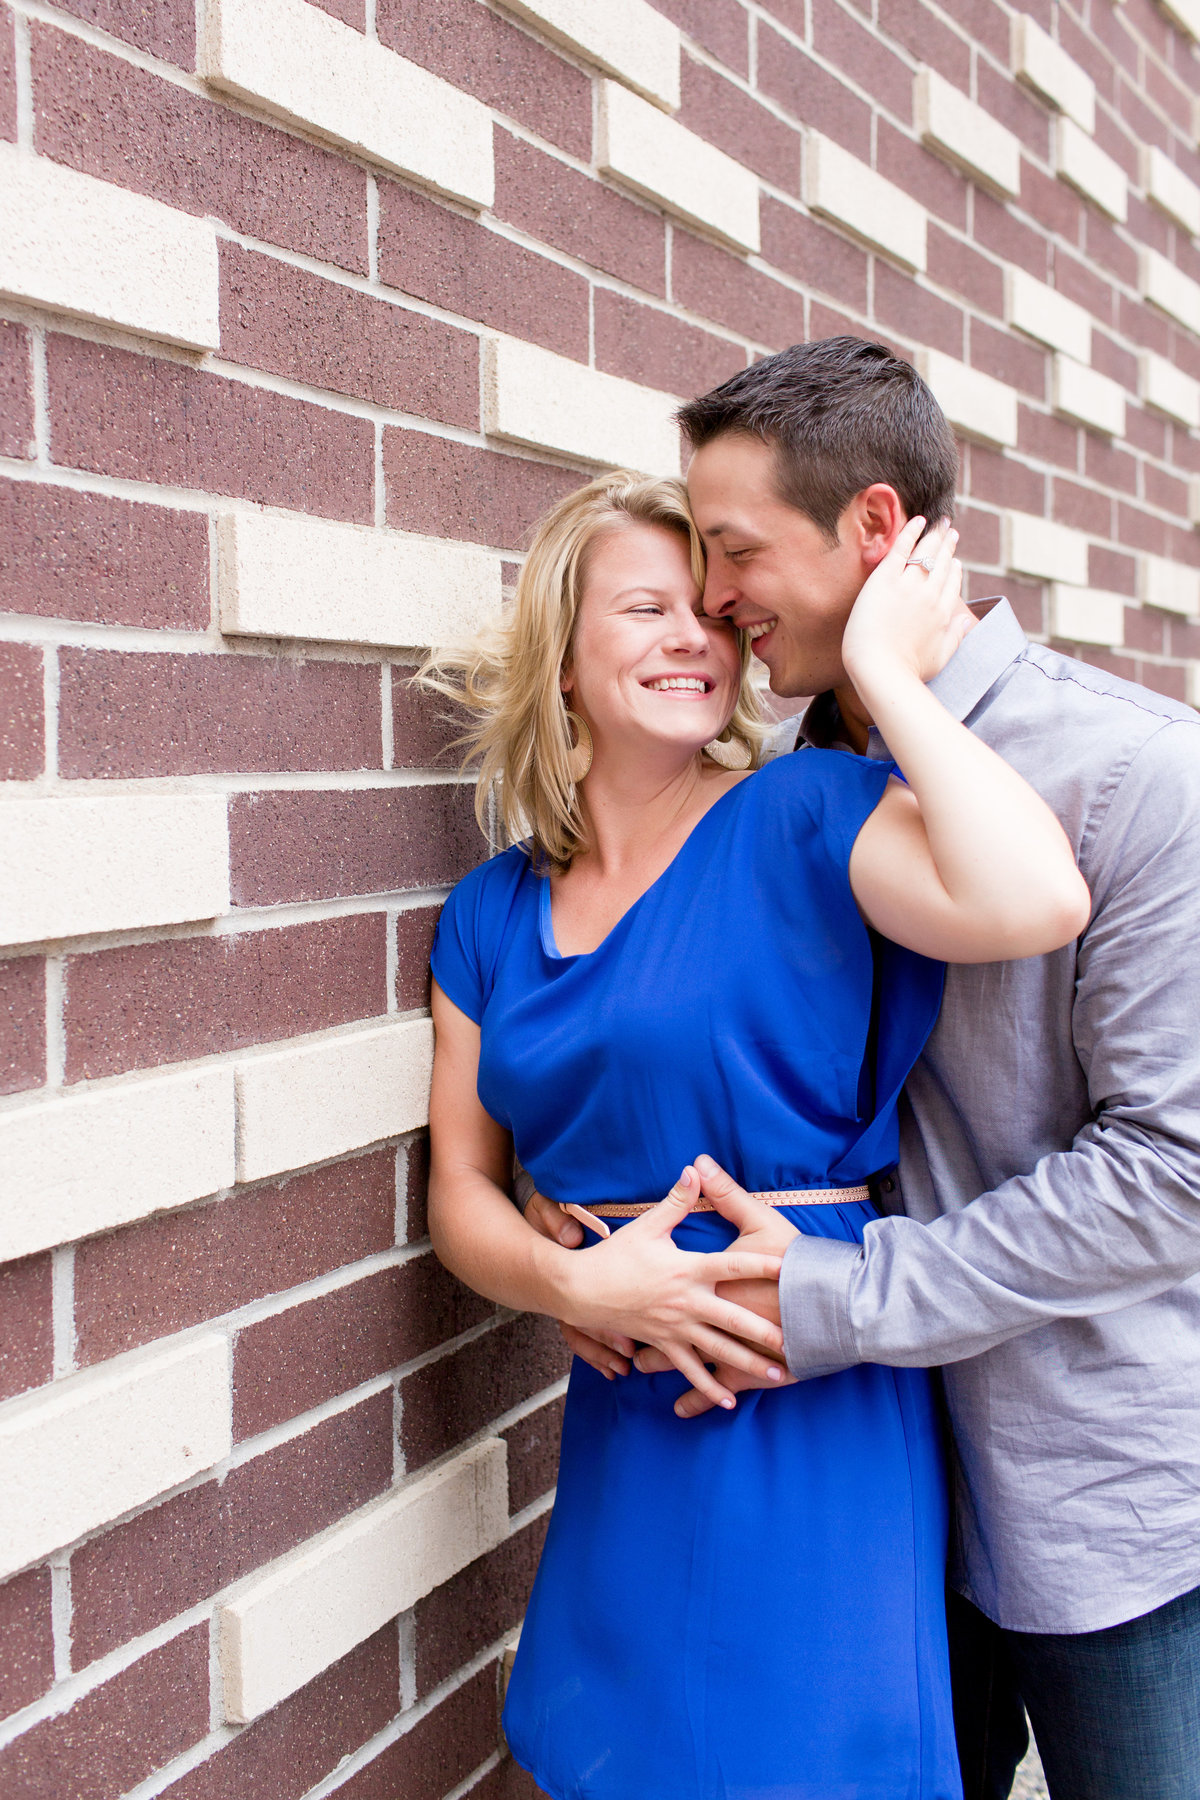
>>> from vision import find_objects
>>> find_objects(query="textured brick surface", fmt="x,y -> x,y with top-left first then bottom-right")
655,0 -> 748,73
336,1663 -> 500,1800
33,29 -> 368,272
415,1515 -> 548,1696
494,130 -> 665,295
75,1150 -> 397,1363
400,1313 -> 571,1472
0,955 -> 45,1096
47,336 -> 373,521
0,482 -> 209,629
761,197 -> 869,313
0,322 -> 33,460
0,1625 -> 209,1800
757,24 -> 872,160
396,905 -> 440,1011
391,677 -> 472,770
0,1569 -> 54,1721
50,0 -> 196,64
594,288 -> 744,395
229,783 -> 482,905
233,1254 -> 492,1439
672,228 -> 805,347
220,244 -> 479,428
58,649 -> 380,779
0,1254 -> 53,1403
384,431 -> 581,551
0,643 -> 44,781
70,1393 -> 394,1663
0,8 -> 15,143
680,55 -> 796,191
501,1393 -> 566,1515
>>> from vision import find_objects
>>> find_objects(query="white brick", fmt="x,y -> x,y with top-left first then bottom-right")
203,0 -> 493,208
804,133 -> 927,272
0,1337 -> 231,1579
237,1018 -> 433,1182
1144,145 -> 1200,236
1052,354 -> 1126,436
1010,15 -> 1095,132
1139,553 -> 1200,618
1005,268 -> 1092,362
219,512 -> 502,647
484,337 -> 681,474
0,146 -> 219,351
1048,585 -> 1126,647
497,0 -> 680,111
1004,512 -> 1090,585
1056,119 -> 1127,221
1140,350 -> 1200,428
914,68 -> 1021,197
916,350 -> 1018,449
0,796 -> 229,948
0,1067 -> 236,1264
1159,0 -> 1200,42
598,81 -> 759,253
1140,247 -> 1200,335
219,1438 -> 508,1721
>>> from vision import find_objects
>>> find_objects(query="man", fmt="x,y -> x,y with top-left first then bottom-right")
526,339 -> 1200,1799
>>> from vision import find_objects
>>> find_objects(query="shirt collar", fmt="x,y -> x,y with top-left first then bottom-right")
799,597 -> 1027,750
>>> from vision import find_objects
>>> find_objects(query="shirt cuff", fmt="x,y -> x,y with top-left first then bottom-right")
780,1233 -> 861,1377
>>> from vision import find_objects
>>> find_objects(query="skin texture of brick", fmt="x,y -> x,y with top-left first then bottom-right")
415,1515 -> 549,1697
334,1663 -> 499,1800
0,1569 -> 54,1719
493,131 -> 667,297
232,1254 -> 494,1440
0,1254 -> 53,1402
219,245 -> 479,430
0,643 -> 44,780
395,906 -> 440,1012
399,1313 -> 572,1473
57,649 -> 382,779
32,29 -> 368,273
383,431 -> 581,552
0,955 -> 45,1096
0,322 -> 33,460
74,1150 -> 398,1362
0,1625 -> 209,1800
0,481 -> 209,628
48,0 -> 195,64
228,783 -> 483,906
69,1394 -> 394,1663
63,913 -> 389,1082
593,289 -> 745,396
46,336 -> 374,522
679,58 -> 800,195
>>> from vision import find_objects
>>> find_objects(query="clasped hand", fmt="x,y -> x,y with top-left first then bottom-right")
529,1156 -> 799,1417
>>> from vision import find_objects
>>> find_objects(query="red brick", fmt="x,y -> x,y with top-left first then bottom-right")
972,188 -> 1049,281
233,1254 -> 493,1440
392,676 -> 472,771
0,322 -> 33,459
58,649 -> 381,781
955,501 -> 1001,569
1116,71 -> 1170,154
1136,660 -> 1188,703
415,1516 -> 548,1697
400,1313 -> 571,1472
1016,404 -> 1078,471
75,1151 -> 397,1363
810,301 -> 868,343
991,575 -> 1043,634
161,1628 -> 397,1800
813,0 -> 911,121
874,262 -> 964,355
493,131 -> 665,296
679,57 -> 800,194
1124,193 -> 1171,259
757,24 -> 871,160
926,224 -> 1003,316
1145,464 -> 1188,518
1122,0 -> 1172,58
1090,332 -> 1138,393
974,59 -> 1052,162
404,1132 -> 430,1244
1057,9 -> 1117,103
655,0 -> 749,73
1117,502 -> 1169,556
1051,477 -> 1111,538
1090,545 -> 1136,596
395,905 -> 439,1012
336,1664 -> 498,1800
1168,617 -> 1200,660
0,1254 -> 52,1402
0,482 -> 209,629
32,29 -> 367,273
377,179 -> 588,361
47,336 -> 373,522
0,7 -> 16,142
966,444 -> 1044,514
0,1569 -> 54,1719
64,913 -> 387,1083
876,120 -> 969,232
50,0 -> 195,63
969,320 -> 1047,400
468,1756 -> 551,1800
0,955 -> 46,1096
1084,211 -> 1140,293
501,1393 -> 565,1516
1145,58 -> 1192,135
878,0 -> 969,86
1053,250 -> 1115,332
71,1394 -> 394,1664
594,289 -> 745,398
0,643 -> 43,780
672,229 -> 805,349
1125,404 -> 1168,461
1085,435 -> 1138,497
1166,523 -> 1200,570
0,1625 -> 208,1800
1078,647 -> 1140,685
311,0 -> 364,22
1020,160 -> 1084,251
1169,330 -> 1200,385
1119,294 -> 1171,358
230,782 -> 482,906
384,431 -> 582,553
1123,606 -> 1167,655
220,244 -> 478,430
376,0 -> 590,160
760,197 -> 867,314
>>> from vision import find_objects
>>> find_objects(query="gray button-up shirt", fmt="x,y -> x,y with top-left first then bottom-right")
778,599 -> 1200,1633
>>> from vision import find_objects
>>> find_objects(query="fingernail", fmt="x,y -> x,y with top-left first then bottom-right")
677,1167 -> 694,1191
720,1396 -> 736,1411
767,1366 -> 783,1382
609,1362 -> 626,1377
695,1154 -> 714,1173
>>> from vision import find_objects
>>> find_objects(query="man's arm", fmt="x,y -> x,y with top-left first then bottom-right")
783,720 -> 1200,1377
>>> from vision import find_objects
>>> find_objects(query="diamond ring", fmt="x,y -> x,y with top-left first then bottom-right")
905,552 -> 937,573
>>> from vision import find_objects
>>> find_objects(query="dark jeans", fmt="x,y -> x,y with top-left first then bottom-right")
948,1582 -> 1200,1800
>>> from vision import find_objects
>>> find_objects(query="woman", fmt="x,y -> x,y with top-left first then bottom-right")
425,472 -> 1088,1800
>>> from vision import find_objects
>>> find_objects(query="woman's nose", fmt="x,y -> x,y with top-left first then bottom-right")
665,609 -> 711,651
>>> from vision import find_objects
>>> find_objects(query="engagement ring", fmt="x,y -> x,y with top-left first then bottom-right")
906,552 -> 937,572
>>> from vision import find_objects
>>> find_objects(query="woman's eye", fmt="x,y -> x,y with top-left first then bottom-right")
629,605 -> 664,615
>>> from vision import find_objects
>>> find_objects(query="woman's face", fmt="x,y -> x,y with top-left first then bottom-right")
562,521 -> 742,762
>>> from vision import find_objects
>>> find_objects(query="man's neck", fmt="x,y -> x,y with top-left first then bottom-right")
829,682 -> 872,753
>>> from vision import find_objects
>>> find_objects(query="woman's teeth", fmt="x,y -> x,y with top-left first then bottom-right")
746,620 -> 775,640
643,677 -> 710,692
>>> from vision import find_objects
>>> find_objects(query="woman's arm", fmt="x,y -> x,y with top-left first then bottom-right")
429,982 -> 789,1406
845,521 -> 1091,962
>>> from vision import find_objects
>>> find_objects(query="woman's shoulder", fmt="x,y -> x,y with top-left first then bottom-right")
747,743 -> 894,808
442,842 -> 532,919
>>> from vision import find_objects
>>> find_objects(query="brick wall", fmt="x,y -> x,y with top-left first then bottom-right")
1,0 -> 1198,1794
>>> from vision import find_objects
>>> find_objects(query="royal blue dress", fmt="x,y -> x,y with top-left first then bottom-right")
432,749 -> 962,1800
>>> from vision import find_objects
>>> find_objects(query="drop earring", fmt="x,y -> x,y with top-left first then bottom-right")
565,711 -> 593,783
704,729 -> 752,771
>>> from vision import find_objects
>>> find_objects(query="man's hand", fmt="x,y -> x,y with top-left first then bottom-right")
634,1156 -> 799,1418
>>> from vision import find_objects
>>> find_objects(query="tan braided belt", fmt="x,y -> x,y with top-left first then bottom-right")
559,1184 -> 871,1239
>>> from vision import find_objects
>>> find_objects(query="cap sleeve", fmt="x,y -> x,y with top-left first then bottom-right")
430,847 -> 527,1025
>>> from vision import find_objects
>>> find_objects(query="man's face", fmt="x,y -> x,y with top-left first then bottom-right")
687,433 -> 867,698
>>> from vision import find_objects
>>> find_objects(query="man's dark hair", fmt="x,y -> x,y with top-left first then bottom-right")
677,337 -> 958,542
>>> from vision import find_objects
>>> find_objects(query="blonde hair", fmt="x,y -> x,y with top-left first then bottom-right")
418,469 -> 764,870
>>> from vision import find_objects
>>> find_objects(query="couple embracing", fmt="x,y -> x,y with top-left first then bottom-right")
424,337 -> 1200,1800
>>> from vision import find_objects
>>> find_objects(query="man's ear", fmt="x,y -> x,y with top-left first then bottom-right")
846,484 -> 907,570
